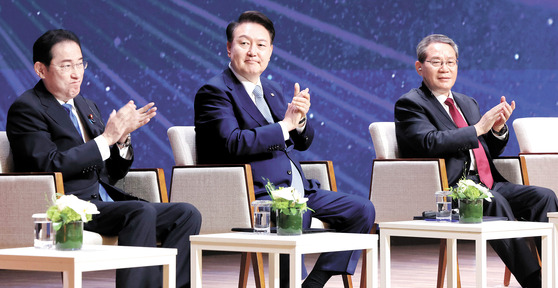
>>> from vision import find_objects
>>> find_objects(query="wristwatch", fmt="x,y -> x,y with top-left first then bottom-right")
117,134 -> 131,148
492,124 -> 508,136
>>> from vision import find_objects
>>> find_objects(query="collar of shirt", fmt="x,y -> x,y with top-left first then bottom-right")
229,63 -> 262,105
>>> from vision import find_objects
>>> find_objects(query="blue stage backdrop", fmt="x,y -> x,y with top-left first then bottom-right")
1,0 -> 557,198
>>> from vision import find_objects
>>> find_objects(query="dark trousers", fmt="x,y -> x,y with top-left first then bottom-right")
260,188 -> 375,287
480,178 -> 558,287
85,201 -> 202,288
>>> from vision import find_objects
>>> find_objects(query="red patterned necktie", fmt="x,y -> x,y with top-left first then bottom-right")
444,98 -> 494,189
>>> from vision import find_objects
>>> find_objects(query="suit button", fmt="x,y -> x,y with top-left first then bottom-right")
287,170 -> 292,175
91,194 -> 98,199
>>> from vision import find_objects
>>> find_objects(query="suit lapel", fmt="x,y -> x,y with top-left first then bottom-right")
419,84 -> 456,129
452,93 -> 477,126
73,95 -> 104,138
223,68 -> 273,126
36,82 -> 82,140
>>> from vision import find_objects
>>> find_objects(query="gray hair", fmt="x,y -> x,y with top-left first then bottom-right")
416,34 -> 458,63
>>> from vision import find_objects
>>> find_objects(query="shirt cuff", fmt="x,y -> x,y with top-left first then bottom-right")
94,135 -> 132,160
278,121 -> 290,141
94,135 -> 111,161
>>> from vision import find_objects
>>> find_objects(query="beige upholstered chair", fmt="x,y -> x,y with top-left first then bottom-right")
368,122 -> 524,288
0,131 -> 65,248
167,126 -> 352,288
0,131 -> 168,247
513,117 -> 558,193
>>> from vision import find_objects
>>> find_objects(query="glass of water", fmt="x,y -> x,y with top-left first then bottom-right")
32,213 -> 54,248
435,191 -> 452,222
251,200 -> 272,234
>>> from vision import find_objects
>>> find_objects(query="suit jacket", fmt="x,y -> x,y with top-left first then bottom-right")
394,82 -> 508,186
6,80 -> 138,201
194,68 -> 319,197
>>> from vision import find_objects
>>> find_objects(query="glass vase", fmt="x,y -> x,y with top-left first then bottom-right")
55,221 -> 83,250
276,209 -> 303,235
458,199 -> 483,224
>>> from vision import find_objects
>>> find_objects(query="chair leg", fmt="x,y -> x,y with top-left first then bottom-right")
359,250 -> 367,288
238,252 -> 266,288
437,239 -> 447,288
251,252 -> 266,288
238,252 -> 250,288
342,274 -> 353,288
437,239 -> 461,288
503,266 -> 511,287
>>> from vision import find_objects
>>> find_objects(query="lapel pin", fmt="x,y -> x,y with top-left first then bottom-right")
88,114 -> 95,123
270,93 -> 275,97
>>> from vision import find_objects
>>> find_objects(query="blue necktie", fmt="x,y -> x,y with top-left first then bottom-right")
253,86 -> 274,123
62,103 -> 113,202
253,86 -> 305,198
62,103 -> 82,138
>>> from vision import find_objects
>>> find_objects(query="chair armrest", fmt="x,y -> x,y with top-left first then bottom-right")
169,164 -> 254,234
370,158 -> 447,223
0,172 -> 63,248
493,157 -> 523,185
300,160 -> 337,192
519,153 -> 558,191
114,168 -> 168,203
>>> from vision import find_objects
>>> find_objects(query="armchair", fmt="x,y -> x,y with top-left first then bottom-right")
0,131 -> 168,247
368,122 -> 524,288
167,126 -> 353,288
513,117 -> 558,193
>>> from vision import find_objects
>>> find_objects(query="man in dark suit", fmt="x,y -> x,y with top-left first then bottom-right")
395,34 -> 558,288
194,11 -> 375,288
6,29 -> 201,288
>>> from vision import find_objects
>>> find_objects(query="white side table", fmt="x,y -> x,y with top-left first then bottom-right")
190,232 -> 378,288
380,220 -> 553,288
0,245 -> 177,288
547,212 -> 558,288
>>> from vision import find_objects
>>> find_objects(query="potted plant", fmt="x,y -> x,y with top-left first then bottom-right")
46,194 -> 99,250
450,178 -> 493,223
264,179 -> 312,235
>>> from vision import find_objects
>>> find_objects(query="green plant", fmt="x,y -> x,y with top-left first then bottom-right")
450,178 -> 493,202
263,178 -> 313,215
46,194 -> 99,231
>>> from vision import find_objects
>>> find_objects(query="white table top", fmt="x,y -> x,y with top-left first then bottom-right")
380,220 -> 553,233
0,245 -> 177,260
191,232 -> 377,254
548,211 -> 558,219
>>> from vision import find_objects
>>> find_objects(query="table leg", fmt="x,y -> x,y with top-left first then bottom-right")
475,239 -> 487,288
446,239 -> 457,288
542,233 -> 552,288
190,245 -> 202,288
366,246 -> 378,288
269,253 -> 280,288
290,252 -> 302,287
163,256 -> 176,288
380,233 -> 391,288
62,268 -> 80,288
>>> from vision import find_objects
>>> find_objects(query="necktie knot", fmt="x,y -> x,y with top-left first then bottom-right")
62,103 -> 73,113
253,85 -> 263,99
444,97 -> 455,107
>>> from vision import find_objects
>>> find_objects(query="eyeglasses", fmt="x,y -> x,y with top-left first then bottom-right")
425,59 -> 458,68
52,61 -> 88,73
